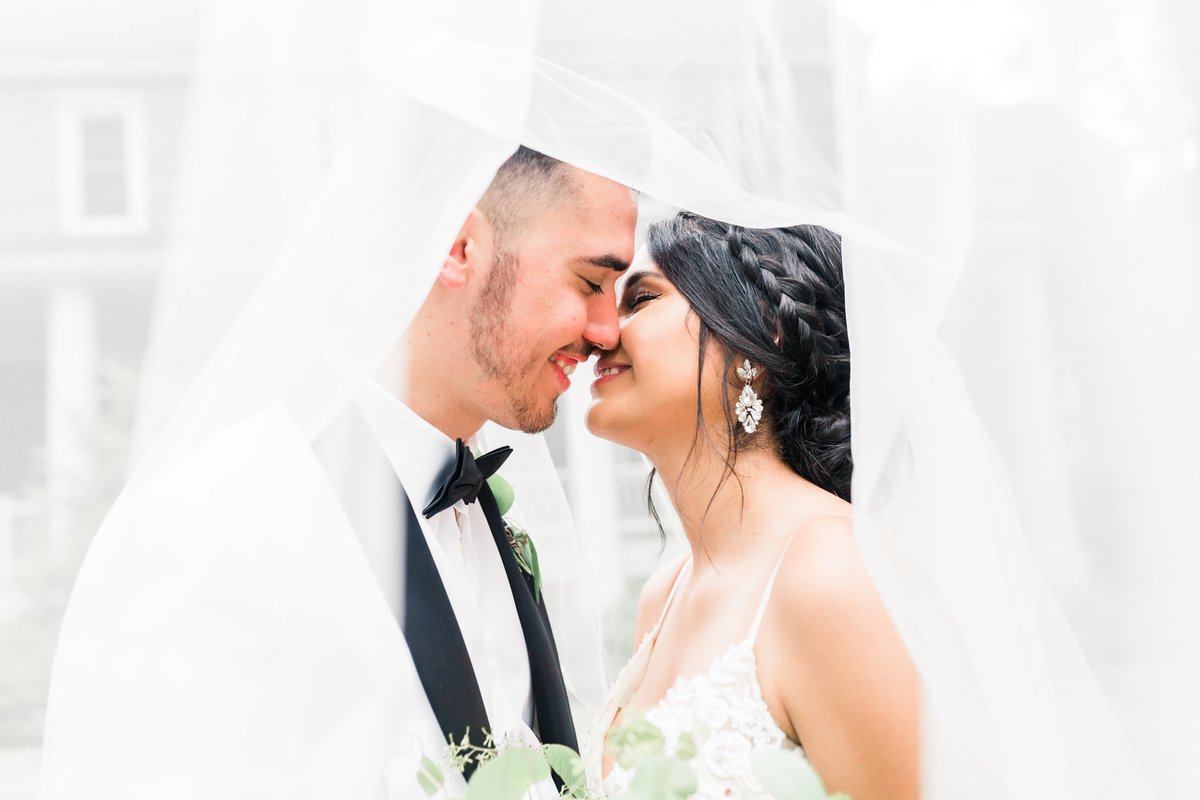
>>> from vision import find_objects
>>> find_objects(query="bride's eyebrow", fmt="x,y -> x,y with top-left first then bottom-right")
619,269 -> 659,294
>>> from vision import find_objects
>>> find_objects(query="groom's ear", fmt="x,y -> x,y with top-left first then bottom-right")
439,207 -> 491,289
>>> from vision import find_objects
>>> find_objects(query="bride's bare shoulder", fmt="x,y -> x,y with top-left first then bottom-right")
772,514 -> 878,626
630,552 -> 689,654
767,514 -> 920,799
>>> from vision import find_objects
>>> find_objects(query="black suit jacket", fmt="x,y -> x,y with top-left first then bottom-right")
399,479 -> 578,782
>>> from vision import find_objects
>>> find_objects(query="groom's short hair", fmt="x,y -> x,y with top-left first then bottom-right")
479,146 -> 578,253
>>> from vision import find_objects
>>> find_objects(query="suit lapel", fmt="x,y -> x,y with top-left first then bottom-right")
400,495 -> 491,780
477,486 -> 579,754
328,408 -> 577,783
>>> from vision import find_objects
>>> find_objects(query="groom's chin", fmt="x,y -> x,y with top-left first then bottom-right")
507,396 -> 558,435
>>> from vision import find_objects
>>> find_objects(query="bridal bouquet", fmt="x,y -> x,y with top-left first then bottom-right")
415,728 -> 587,799
416,715 -> 848,800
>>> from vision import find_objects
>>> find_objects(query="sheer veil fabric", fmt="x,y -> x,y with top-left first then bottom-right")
41,0 -> 1197,798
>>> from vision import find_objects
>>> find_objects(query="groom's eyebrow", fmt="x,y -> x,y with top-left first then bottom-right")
581,254 -> 631,272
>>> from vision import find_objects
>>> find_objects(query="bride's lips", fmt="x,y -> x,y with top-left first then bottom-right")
591,357 -> 630,390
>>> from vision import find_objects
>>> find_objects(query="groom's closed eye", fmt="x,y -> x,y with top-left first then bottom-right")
575,254 -> 630,295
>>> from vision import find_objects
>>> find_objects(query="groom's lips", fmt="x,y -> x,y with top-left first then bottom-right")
548,350 -> 586,391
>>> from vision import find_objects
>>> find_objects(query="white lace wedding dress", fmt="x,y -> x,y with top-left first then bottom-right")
585,556 -> 806,799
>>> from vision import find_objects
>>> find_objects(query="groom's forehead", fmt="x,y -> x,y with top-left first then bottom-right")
568,169 -> 637,215
527,210 -> 634,275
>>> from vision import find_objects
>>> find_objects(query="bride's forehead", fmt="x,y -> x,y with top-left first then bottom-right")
630,246 -> 655,270
616,248 -> 662,289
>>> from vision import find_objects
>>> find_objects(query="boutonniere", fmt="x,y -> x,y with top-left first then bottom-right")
485,470 -> 543,602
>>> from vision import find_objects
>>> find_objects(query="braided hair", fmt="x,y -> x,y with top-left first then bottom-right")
646,211 -> 852,501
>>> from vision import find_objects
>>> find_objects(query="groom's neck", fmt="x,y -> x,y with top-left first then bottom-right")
377,335 -> 485,443
403,387 -> 485,443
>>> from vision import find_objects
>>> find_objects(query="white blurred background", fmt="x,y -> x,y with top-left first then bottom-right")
1,1 -> 197,794
1,0 -> 1198,798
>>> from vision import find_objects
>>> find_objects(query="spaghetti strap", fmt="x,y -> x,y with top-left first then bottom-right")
650,556 -> 692,637
746,552 -> 788,643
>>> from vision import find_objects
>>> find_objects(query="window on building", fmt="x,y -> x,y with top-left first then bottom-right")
57,93 -> 148,236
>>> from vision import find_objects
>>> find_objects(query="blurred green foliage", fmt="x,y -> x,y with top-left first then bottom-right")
0,362 -> 136,746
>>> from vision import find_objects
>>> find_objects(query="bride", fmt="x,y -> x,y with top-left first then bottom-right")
584,212 -> 919,799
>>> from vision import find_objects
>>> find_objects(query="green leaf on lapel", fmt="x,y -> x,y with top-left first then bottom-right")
487,472 -> 515,516
527,530 -> 542,603
505,521 -> 543,604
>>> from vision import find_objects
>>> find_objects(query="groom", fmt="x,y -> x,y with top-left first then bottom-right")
38,145 -> 634,800
354,146 -> 636,789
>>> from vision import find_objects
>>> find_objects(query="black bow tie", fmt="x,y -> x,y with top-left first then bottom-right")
422,438 -> 513,519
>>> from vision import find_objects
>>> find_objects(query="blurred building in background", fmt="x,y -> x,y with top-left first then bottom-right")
0,1 -> 197,793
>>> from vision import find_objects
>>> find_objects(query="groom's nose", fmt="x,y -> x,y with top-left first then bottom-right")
582,292 -> 620,351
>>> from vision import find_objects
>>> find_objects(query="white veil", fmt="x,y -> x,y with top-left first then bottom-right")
41,0 -> 1196,797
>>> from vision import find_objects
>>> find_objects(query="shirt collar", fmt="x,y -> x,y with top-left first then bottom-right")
352,377 -> 464,514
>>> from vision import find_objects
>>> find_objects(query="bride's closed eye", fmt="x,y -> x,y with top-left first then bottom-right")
622,289 -> 659,313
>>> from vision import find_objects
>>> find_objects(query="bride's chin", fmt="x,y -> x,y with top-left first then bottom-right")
584,403 -> 627,444
584,408 -> 610,440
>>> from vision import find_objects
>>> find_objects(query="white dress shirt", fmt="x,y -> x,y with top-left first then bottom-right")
351,379 -> 544,753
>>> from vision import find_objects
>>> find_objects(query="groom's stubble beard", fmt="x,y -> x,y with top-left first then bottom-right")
469,250 -> 558,433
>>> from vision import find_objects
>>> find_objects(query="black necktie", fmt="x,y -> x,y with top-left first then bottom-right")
422,438 -> 512,519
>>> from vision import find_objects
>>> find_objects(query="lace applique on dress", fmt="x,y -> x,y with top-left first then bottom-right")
585,557 -> 805,800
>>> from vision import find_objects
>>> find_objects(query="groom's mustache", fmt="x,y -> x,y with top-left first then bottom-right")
561,343 -> 596,361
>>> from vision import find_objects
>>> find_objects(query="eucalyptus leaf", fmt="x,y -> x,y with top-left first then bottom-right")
543,743 -> 588,798
606,715 -> 666,770
750,749 -> 829,800
417,755 -> 444,797
504,521 -> 542,602
625,754 -> 697,800
674,731 -> 697,761
466,748 -> 550,800
512,536 -> 532,574
487,472 -> 515,516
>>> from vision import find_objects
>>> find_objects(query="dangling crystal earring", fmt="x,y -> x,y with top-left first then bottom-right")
735,359 -> 763,434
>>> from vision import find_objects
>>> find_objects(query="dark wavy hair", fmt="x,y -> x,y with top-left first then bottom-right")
644,212 -> 852,527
